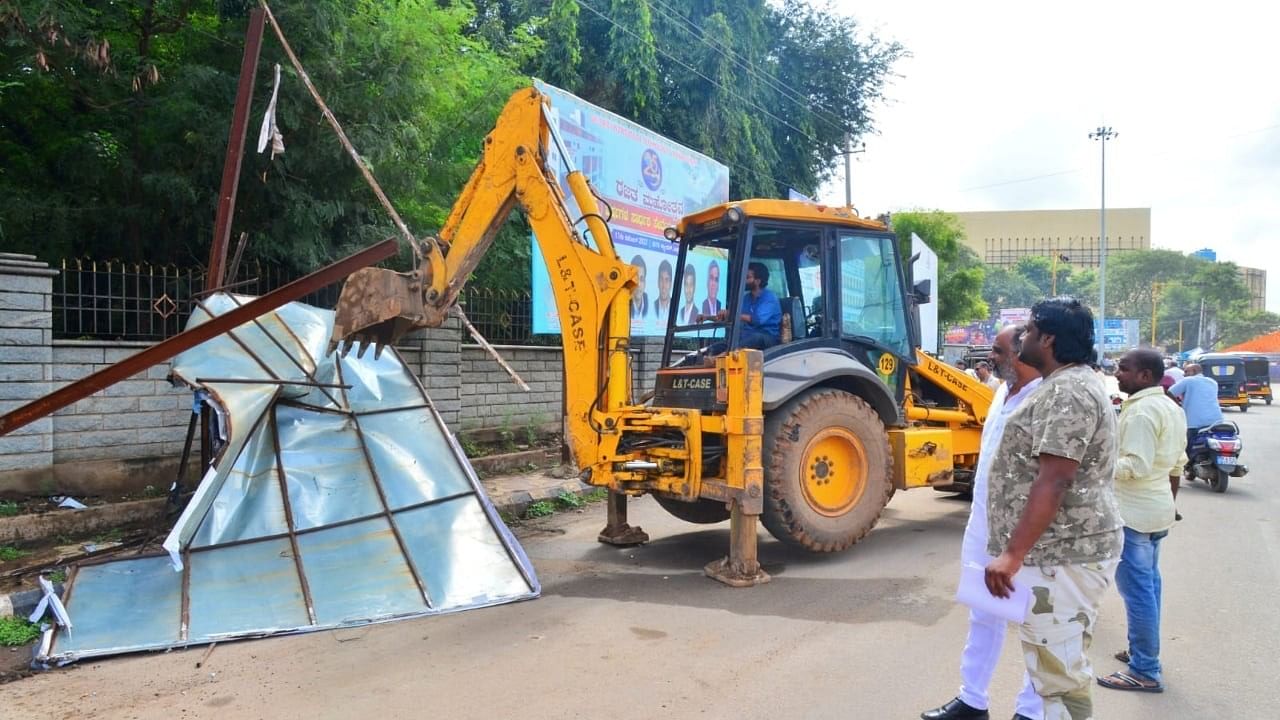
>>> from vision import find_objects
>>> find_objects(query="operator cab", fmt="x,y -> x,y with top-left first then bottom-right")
654,201 -> 916,412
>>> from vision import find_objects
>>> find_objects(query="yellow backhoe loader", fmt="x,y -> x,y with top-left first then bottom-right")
330,87 -> 995,587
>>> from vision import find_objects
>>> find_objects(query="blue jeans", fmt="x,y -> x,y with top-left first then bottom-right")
1115,526 -> 1168,682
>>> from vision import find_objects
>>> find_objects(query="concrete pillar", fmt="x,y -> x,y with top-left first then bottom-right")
410,314 -> 463,431
0,253 -> 58,485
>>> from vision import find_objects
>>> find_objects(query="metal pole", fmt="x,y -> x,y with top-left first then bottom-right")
209,8 -> 266,289
1199,297 -> 1206,348
844,134 -> 853,208
1099,136 -> 1107,362
1151,283 -> 1159,345
1090,126 -> 1116,363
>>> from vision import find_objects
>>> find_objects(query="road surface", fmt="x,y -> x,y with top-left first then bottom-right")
4,405 -> 1277,720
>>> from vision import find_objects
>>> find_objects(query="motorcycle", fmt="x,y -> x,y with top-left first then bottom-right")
1186,422 -> 1249,493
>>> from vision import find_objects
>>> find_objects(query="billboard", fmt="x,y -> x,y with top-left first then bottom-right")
530,81 -> 731,336
998,307 -> 1030,329
1098,318 -> 1140,352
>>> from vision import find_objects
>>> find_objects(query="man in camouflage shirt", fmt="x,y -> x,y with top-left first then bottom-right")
985,297 -> 1124,720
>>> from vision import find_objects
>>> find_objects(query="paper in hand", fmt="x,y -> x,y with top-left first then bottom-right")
956,560 -> 1032,624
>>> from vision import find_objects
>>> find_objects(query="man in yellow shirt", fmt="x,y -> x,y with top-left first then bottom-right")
1098,348 -> 1186,694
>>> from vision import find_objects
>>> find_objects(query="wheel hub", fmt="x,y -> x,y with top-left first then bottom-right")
800,428 -> 869,517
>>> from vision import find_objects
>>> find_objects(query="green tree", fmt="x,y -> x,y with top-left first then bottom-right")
538,0 -> 582,91
891,210 -> 986,324
1218,309 -> 1280,348
686,13 -> 777,199
603,0 -> 660,127
981,265 -> 1040,311
1103,250 -> 1256,350
0,1 -> 531,275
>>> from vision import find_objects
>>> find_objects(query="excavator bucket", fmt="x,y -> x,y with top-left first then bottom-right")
329,266 -> 427,358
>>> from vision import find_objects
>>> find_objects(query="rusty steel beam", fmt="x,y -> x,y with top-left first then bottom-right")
0,239 -> 397,437
208,7 -> 267,289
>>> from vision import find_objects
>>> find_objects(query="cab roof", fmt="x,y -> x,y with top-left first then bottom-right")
676,199 -> 889,237
1195,353 -> 1246,362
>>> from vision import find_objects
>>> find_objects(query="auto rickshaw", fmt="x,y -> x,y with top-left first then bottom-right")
1196,353 -> 1251,412
1232,352 -> 1272,405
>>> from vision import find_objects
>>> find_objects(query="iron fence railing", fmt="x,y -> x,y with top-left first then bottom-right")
457,288 -> 558,347
52,259 -> 342,341
51,258 -> 552,346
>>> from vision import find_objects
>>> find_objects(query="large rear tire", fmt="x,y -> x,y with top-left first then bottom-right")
761,389 -> 893,552
1210,470 -> 1230,493
653,495 -> 730,524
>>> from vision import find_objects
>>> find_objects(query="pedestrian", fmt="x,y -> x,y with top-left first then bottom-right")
921,325 -> 1044,720
975,361 -> 1002,391
984,297 -> 1124,720
1096,349 -> 1186,694
1167,364 -> 1224,465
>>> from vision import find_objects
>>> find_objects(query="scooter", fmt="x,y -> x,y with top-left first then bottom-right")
1186,422 -> 1249,493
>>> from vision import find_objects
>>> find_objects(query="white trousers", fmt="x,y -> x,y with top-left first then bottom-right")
960,517 -> 1044,719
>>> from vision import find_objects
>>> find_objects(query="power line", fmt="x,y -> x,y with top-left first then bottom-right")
645,0 -> 853,137
577,0 -> 824,149
958,122 -> 1280,194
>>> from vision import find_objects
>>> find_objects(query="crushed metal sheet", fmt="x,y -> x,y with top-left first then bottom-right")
39,294 -> 539,664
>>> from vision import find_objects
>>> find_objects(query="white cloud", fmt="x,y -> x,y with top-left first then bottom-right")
819,1 -> 1280,310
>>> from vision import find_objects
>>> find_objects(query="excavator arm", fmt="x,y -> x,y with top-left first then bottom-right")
330,88 -> 637,474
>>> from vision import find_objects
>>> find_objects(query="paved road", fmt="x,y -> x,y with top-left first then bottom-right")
5,406 -> 1278,720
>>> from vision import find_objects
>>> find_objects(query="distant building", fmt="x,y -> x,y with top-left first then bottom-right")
1192,248 -> 1217,262
1239,266 -> 1267,313
951,208 -> 1151,268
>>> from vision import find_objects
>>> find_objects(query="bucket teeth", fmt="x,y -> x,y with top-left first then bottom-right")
327,267 -> 429,357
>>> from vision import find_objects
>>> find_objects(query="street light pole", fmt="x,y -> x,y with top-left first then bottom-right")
1089,126 -> 1117,363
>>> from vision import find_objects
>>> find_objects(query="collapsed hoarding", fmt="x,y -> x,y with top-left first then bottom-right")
37,295 -> 538,663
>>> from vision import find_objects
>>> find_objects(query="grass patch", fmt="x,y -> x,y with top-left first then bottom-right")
0,545 -> 29,562
0,500 -> 19,517
48,568 -> 67,584
524,501 -> 555,519
0,616 -> 42,646
583,488 -> 609,503
554,491 -> 585,509
92,527 -> 124,545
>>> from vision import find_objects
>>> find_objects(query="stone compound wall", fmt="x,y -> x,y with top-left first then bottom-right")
1,261 -> 678,496
49,344 -> 191,465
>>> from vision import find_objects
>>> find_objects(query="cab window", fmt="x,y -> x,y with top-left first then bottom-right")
838,232 -> 908,355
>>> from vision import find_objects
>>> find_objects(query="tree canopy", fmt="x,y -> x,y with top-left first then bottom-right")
891,210 -> 988,325
980,248 -> 1278,352
2,0 -> 905,290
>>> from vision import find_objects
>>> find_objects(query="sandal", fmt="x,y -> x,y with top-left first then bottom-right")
1114,650 -> 1130,663
1098,671 -> 1164,693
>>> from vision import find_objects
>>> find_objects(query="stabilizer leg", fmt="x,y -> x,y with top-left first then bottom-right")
597,490 -> 649,546
704,499 -> 771,587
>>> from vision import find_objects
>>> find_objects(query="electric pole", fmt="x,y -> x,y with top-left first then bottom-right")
842,135 -> 865,209
1089,126 -> 1117,363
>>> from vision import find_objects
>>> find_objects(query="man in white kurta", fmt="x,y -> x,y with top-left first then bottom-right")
923,325 -> 1044,720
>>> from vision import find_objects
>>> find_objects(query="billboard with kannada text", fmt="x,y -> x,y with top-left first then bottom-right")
530,81 -> 731,336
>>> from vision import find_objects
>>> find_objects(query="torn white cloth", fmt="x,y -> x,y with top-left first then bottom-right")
56,496 -> 88,510
29,576 -> 73,630
257,63 -> 285,158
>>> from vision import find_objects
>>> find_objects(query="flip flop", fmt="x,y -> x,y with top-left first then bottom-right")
1098,671 -> 1164,693
1115,650 -> 1130,663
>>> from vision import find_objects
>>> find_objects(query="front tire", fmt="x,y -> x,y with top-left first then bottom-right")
761,389 -> 893,552
1241,404 -> 1250,413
